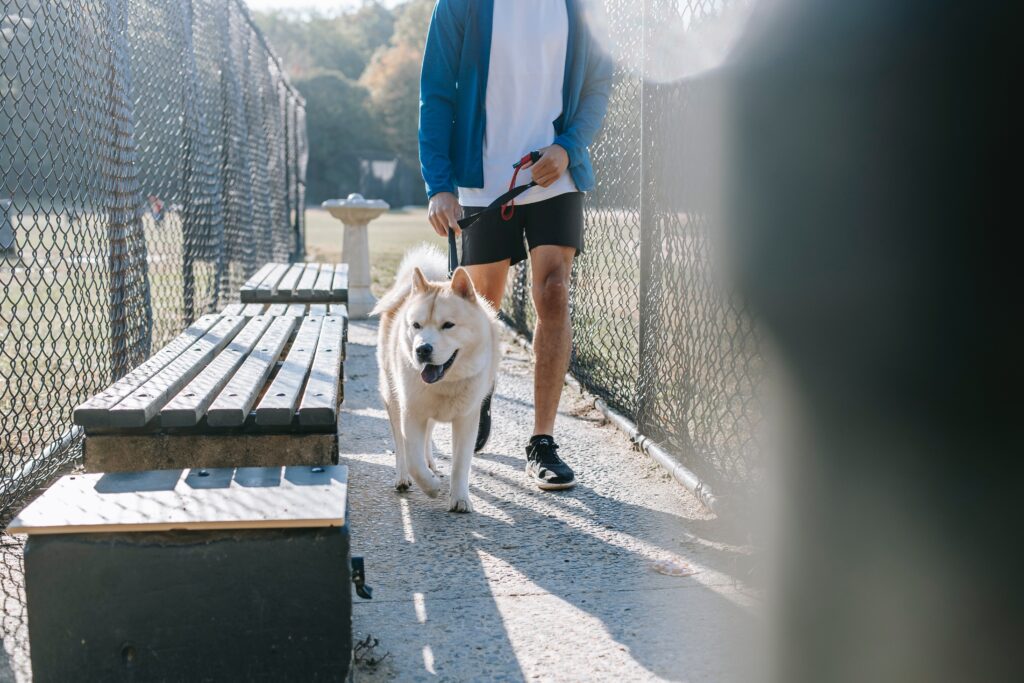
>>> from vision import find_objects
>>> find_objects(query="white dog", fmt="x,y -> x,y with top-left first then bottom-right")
372,245 -> 501,512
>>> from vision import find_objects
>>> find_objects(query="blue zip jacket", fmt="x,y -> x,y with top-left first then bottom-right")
419,0 -> 614,199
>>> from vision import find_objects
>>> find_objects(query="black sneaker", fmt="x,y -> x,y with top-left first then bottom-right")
475,391 -> 493,453
525,435 -> 576,490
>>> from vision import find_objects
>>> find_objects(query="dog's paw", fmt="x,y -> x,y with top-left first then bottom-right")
417,474 -> 442,498
394,477 -> 412,493
448,494 -> 473,513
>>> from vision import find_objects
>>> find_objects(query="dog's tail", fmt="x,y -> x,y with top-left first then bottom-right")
370,243 -> 448,317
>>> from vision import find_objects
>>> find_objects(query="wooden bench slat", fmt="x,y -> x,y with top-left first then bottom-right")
241,303 -> 265,317
108,315 -> 248,428
240,262 -> 289,302
206,316 -> 298,427
160,315 -> 276,427
221,303 -> 244,316
308,303 -> 328,316
255,316 -> 324,426
331,263 -> 349,301
298,315 -> 345,426
312,263 -> 334,297
265,303 -> 288,316
295,263 -> 320,298
328,304 -> 349,351
239,263 -> 276,293
73,314 -> 222,427
275,263 -> 304,297
286,303 -> 306,317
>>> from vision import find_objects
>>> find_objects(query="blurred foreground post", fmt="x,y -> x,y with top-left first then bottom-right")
724,1 -> 1019,681
321,193 -> 389,318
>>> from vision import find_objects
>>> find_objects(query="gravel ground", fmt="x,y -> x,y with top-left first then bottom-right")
0,319 -> 756,682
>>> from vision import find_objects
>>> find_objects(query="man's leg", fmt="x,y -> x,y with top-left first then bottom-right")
529,245 -> 576,436
463,259 -> 510,310
521,244 -> 577,490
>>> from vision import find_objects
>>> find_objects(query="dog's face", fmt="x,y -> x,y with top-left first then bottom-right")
403,267 -> 489,384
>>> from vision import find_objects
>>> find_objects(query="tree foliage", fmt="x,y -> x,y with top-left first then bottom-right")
295,71 -> 386,204
361,0 -> 435,163
253,1 -> 430,204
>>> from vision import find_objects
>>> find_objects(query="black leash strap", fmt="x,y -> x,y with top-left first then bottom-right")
447,227 -> 459,276
447,151 -> 541,277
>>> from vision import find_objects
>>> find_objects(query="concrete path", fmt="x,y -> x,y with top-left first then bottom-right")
343,320 -> 754,682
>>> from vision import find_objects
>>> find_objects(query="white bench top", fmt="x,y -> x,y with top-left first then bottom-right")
7,466 -> 348,535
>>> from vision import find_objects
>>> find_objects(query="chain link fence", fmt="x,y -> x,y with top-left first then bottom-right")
0,0 -> 306,518
503,0 -> 763,499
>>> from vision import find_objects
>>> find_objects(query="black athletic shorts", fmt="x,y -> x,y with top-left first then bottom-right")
460,191 -> 584,267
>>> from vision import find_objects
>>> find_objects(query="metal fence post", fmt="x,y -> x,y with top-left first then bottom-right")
105,0 -> 141,381
180,0 -> 197,325
284,91 -> 293,260
0,198 -> 15,257
635,0 -> 657,434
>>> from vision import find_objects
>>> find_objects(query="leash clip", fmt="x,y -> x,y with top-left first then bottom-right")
512,150 -> 541,169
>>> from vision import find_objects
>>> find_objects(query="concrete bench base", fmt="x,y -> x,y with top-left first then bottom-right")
25,526 -> 352,681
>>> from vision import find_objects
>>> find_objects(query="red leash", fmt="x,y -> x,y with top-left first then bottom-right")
500,151 -> 541,221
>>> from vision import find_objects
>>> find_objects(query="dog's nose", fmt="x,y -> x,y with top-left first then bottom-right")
415,343 -> 433,362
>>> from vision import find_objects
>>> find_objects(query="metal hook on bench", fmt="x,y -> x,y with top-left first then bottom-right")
351,556 -> 373,599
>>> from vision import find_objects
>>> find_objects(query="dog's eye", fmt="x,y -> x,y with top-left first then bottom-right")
412,322 -> 421,329
442,322 -> 455,330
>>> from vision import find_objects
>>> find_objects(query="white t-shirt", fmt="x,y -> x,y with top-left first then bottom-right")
458,0 -> 578,208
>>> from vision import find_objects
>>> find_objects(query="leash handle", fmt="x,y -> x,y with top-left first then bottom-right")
501,151 -> 542,221
448,150 -> 544,273
456,150 -> 542,234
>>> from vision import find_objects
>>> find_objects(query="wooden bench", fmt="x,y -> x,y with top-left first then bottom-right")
239,261 -> 349,303
9,466 -> 356,681
73,308 -> 347,472
221,301 -> 348,318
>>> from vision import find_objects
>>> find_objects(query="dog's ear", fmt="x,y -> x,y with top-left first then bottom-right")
450,267 -> 477,301
411,267 -> 430,293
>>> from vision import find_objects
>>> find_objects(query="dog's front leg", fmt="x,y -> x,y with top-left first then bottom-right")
448,412 -> 476,513
402,416 -> 442,498
424,419 -> 440,475
385,398 -> 412,492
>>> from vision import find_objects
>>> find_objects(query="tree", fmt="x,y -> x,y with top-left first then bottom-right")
253,1 -> 431,203
295,70 -> 386,203
253,4 -> 395,81
360,0 -> 434,163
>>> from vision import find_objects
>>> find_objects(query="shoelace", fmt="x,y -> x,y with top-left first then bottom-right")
530,441 -> 561,464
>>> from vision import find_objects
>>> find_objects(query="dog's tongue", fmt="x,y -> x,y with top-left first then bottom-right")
421,364 -> 444,384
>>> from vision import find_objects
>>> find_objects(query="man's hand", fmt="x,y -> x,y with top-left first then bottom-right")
529,144 -> 570,188
428,192 -> 463,237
